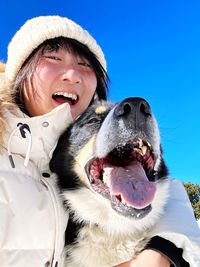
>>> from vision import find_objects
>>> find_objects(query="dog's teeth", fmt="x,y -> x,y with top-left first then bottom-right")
121,195 -> 128,206
134,148 -> 143,156
138,139 -> 143,148
134,145 -> 147,156
121,195 -> 125,204
134,148 -> 140,153
147,141 -> 151,147
103,172 -> 110,186
141,146 -> 147,155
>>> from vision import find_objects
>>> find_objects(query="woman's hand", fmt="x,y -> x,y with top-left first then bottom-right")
115,249 -> 170,267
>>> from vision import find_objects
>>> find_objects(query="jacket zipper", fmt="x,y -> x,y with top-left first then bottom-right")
41,177 -> 63,267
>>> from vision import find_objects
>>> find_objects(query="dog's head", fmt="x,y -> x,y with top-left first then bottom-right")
50,98 -> 169,232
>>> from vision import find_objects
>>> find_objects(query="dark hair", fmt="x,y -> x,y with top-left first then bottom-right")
13,37 -> 110,114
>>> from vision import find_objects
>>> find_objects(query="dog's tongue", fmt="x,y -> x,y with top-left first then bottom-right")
103,161 -> 156,209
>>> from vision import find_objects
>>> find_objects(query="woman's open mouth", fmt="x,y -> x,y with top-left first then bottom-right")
52,92 -> 79,105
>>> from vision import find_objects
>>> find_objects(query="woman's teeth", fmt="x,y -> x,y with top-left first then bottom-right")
53,92 -> 78,101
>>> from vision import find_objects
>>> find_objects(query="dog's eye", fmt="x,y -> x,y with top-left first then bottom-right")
87,118 -> 100,124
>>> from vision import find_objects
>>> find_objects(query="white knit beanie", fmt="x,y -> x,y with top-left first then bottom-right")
5,15 -> 106,85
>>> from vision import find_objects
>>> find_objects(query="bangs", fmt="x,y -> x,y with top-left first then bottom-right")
42,37 -> 95,64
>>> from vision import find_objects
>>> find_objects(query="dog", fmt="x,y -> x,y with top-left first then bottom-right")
50,97 -> 169,267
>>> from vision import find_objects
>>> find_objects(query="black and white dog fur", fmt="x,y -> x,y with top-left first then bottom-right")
50,97 -> 169,267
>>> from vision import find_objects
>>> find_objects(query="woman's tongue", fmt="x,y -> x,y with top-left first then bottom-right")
53,95 -> 73,105
103,161 -> 156,209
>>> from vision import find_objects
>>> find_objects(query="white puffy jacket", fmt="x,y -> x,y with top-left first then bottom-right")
0,103 -> 200,267
0,104 -> 72,267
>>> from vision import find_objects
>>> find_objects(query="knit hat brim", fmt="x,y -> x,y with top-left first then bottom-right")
5,16 -> 106,85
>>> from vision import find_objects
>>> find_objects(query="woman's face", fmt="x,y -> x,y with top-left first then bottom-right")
22,47 -> 97,120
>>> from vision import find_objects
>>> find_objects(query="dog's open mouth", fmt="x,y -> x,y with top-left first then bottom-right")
86,139 -> 157,215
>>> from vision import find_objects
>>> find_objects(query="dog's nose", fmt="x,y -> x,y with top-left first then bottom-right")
114,97 -> 152,117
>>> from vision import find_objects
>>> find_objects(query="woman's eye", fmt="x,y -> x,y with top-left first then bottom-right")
78,62 -> 92,68
44,56 -> 60,60
87,118 -> 100,124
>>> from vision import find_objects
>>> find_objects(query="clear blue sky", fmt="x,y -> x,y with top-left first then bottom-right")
1,0 -> 200,184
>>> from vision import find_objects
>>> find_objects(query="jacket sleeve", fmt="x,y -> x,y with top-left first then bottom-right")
150,179 -> 200,267
145,236 -> 189,267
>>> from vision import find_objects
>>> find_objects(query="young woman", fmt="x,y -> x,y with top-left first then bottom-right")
0,15 -> 199,267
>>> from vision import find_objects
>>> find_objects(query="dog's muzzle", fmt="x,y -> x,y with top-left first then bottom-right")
86,98 -> 161,219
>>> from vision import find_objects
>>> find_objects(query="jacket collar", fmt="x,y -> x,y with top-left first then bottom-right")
3,103 -> 73,170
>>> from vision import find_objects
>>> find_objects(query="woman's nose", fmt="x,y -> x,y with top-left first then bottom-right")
61,66 -> 82,84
